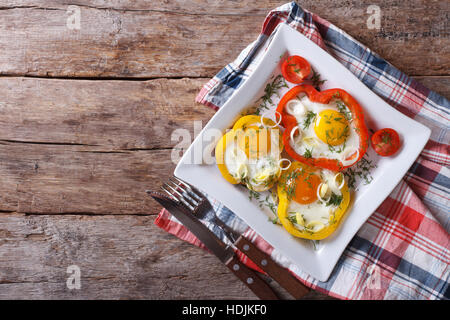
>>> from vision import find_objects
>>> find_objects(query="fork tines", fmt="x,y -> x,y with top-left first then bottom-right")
172,176 -> 203,201
161,176 -> 203,211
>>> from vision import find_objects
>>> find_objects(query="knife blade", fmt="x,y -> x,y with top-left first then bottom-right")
149,191 -> 279,300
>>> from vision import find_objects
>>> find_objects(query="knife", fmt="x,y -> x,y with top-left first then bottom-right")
149,191 -> 279,300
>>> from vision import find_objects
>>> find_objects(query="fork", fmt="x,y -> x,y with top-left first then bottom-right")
163,176 -> 241,243
161,176 -> 310,300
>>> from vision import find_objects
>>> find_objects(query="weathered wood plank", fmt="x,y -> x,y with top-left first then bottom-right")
0,213 -> 331,299
0,77 -> 214,214
0,7 -> 264,78
0,0 -> 279,14
0,144 -> 175,214
0,0 -> 447,77
0,77 -> 215,149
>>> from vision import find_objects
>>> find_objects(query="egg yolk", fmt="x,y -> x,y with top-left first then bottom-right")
286,168 -> 322,204
314,109 -> 350,146
237,125 -> 271,159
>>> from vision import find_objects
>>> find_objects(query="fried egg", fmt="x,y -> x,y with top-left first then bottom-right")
277,161 -> 350,239
286,95 -> 360,167
216,115 -> 285,192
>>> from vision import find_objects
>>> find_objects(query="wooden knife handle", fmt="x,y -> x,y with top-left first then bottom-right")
234,236 -> 310,299
225,255 -> 279,300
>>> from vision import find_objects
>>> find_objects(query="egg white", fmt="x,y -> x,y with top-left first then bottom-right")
286,169 -> 344,232
224,122 -> 282,191
286,96 -> 360,163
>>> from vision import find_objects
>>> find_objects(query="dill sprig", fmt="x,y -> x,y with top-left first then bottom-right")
286,214 -> 297,224
335,100 -> 352,121
248,189 -> 260,201
381,131 -> 393,146
312,240 -> 320,250
343,155 -> 377,190
255,75 -> 288,115
282,169 -> 302,200
309,68 -> 326,90
302,111 -> 316,129
325,126 -> 349,153
303,147 -> 313,159
248,189 -> 277,215
268,216 -> 280,224
303,172 -> 316,189
326,192 -> 343,207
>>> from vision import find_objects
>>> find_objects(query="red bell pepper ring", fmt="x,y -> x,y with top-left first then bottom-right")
276,85 -> 369,172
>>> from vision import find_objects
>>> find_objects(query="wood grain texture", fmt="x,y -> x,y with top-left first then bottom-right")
0,77 -> 214,215
0,143 -> 173,215
0,213 -> 330,299
0,77 -> 215,149
0,213 -> 258,299
0,0 -> 448,78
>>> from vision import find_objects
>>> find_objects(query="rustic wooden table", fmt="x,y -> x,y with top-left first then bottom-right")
0,0 -> 447,299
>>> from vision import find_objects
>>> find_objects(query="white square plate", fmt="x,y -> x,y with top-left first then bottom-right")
174,23 -> 431,281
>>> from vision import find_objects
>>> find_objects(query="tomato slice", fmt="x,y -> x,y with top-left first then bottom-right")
281,55 -> 311,84
371,128 -> 401,156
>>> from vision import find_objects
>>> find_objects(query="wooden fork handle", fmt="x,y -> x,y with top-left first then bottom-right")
234,236 -> 310,299
225,255 -> 279,300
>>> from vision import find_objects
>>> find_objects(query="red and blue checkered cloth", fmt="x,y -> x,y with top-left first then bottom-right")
156,2 -> 449,299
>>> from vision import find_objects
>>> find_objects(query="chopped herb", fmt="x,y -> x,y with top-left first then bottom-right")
303,172 -> 316,189
248,189 -> 260,201
302,111 -> 316,129
336,100 -> 352,121
332,92 -> 341,99
248,189 -> 277,215
312,240 -> 320,251
287,215 -> 297,224
343,155 -> 377,190
382,132 -> 392,145
255,75 -> 288,115
263,193 -> 277,214
310,68 -> 326,90
282,169 -> 302,200
303,147 -> 313,159
325,124 -> 349,152
335,141 -> 346,154
325,129 -> 337,152
268,216 -> 281,224
326,192 -> 343,207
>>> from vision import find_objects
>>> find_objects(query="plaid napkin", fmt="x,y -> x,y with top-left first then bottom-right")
155,2 -> 449,299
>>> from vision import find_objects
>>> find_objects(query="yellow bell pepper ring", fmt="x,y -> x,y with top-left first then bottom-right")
215,115 -> 283,188
215,129 -> 240,184
277,161 -> 351,240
